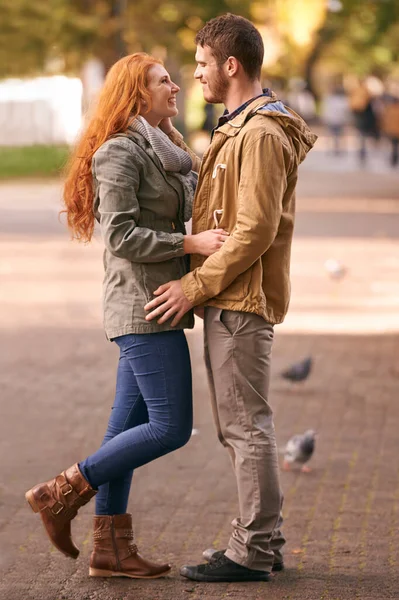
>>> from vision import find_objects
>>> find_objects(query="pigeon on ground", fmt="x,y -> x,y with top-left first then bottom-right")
281,357 -> 312,382
282,429 -> 316,473
324,258 -> 347,280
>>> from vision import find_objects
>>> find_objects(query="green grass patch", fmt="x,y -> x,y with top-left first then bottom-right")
0,145 -> 70,179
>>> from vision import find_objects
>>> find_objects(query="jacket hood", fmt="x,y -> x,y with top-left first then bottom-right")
219,93 -> 318,165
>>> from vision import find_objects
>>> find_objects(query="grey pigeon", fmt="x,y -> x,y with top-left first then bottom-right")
282,429 -> 316,472
281,356 -> 312,382
324,258 -> 347,280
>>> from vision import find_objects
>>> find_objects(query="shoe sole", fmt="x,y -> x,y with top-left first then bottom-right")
25,489 -> 79,560
180,572 -> 270,582
89,567 -> 172,579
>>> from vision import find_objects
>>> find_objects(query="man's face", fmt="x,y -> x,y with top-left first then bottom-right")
194,44 -> 229,104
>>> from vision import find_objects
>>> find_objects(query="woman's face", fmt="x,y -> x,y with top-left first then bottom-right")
141,64 -> 180,126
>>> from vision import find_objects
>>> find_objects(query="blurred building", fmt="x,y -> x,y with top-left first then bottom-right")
0,77 -> 83,146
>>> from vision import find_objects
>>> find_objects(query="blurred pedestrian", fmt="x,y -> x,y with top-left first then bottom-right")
321,85 -> 351,155
202,102 -> 216,133
25,52 -> 228,579
349,79 -> 380,163
380,81 -> 399,167
145,14 -> 317,582
286,79 -> 317,124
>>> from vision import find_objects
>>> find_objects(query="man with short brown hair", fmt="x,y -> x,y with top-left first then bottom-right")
145,13 -> 317,582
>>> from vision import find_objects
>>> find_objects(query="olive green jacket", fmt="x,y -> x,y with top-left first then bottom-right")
92,127 -> 196,338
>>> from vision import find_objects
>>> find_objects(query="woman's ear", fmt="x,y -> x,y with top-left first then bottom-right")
138,98 -> 148,114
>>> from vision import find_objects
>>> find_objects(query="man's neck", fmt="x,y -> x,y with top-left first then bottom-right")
224,80 -> 263,114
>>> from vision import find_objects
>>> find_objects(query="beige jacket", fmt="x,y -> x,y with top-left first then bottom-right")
178,94 -> 317,324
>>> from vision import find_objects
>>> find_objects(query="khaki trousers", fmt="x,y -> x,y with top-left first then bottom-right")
204,307 -> 285,572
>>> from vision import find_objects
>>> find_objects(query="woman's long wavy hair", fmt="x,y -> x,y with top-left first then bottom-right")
63,53 -> 162,242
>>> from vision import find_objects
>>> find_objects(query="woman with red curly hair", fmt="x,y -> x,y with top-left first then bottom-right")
25,53 -> 228,579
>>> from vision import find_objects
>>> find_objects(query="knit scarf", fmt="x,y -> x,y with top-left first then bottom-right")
129,116 -> 195,221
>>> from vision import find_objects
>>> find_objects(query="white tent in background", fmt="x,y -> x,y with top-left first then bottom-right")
0,76 -> 83,146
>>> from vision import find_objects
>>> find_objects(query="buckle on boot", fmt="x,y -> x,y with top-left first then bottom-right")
61,483 -> 73,496
51,502 -> 64,515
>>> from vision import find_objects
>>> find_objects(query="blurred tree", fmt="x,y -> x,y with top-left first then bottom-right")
251,0 -> 327,83
0,0 -> 250,77
1,0 -> 398,94
250,0 -> 399,98
0,1 -> 99,76
304,0 -> 399,97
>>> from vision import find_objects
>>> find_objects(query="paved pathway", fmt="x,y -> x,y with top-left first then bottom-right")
0,158 -> 398,599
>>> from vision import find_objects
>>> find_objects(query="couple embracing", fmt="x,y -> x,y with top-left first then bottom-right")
25,14 -> 316,583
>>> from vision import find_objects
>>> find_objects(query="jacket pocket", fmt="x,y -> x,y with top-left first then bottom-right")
140,258 -> 184,301
219,309 -> 242,336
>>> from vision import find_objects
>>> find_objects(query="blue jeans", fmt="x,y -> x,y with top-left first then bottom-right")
79,331 -> 193,515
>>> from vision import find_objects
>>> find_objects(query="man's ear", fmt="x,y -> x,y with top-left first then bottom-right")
226,56 -> 240,78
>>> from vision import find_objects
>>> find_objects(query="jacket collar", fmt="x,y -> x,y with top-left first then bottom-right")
215,92 -> 281,137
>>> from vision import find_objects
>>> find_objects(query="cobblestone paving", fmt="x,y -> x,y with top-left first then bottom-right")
0,167 -> 398,600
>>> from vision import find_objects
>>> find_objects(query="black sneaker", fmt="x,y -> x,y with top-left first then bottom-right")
180,554 -> 271,582
203,548 -> 284,572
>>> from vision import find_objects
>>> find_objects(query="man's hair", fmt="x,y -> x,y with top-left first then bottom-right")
195,14 -> 264,81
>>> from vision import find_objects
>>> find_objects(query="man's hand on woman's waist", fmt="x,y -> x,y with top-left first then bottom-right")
144,280 -> 193,327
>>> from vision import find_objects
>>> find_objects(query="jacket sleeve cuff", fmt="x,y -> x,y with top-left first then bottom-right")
181,272 -> 207,306
172,232 -> 185,256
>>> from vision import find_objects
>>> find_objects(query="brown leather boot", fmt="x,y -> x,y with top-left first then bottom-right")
89,514 -> 171,578
25,463 -> 97,559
